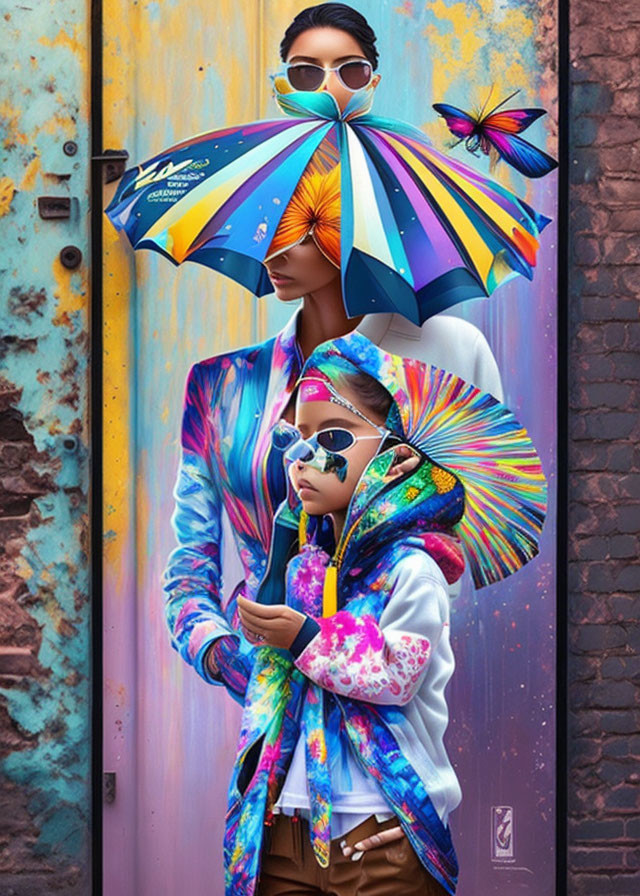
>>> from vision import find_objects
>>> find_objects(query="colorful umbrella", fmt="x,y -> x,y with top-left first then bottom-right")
105,82 -> 551,325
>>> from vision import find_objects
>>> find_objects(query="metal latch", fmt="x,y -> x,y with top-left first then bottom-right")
38,196 -> 71,219
92,150 -> 130,184
103,771 -> 116,804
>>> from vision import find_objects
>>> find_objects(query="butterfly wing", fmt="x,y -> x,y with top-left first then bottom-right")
483,127 -> 558,177
482,108 -> 547,134
432,103 -> 477,140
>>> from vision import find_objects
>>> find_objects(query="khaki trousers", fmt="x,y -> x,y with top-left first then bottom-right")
257,812 -> 450,896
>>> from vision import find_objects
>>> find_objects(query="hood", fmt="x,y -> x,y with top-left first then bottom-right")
298,330 -> 547,590
328,439 -> 465,585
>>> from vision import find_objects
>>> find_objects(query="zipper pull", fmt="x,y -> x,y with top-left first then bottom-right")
322,562 -> 338,617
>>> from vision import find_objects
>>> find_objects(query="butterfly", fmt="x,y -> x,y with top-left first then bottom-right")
433,87 -> 558,178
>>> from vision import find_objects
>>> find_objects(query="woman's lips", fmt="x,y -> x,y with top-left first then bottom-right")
269,271 -> 294,287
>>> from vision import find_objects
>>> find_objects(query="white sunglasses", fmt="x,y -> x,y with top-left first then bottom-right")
281,59 -> 373,93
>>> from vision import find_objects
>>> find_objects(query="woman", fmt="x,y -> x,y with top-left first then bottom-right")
163,0 -> 503,879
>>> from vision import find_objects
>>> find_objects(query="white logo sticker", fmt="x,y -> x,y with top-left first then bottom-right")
491,806 -> 514,861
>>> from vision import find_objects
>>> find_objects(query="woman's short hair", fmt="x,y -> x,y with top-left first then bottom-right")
280,3 -> 379,70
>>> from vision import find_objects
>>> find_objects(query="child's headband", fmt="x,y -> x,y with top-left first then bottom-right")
297,376 -> 385,432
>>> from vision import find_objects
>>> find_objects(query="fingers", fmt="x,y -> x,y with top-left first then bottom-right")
237,608 -> 286,646
394,445 -> 420,473
236,596 -> 287,619
396,455 -> 419,473
340,826 -> 405,857
239,609 -> 284,633
241,623 -> 266,644
383,444 -> 421,481
238,601 -> 304,630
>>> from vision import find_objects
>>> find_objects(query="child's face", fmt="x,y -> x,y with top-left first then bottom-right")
289,392 -> 387,520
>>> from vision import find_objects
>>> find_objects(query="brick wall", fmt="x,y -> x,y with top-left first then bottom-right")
568,0 -> 640,892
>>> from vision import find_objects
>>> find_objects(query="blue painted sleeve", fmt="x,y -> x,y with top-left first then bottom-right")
162,362 -> 251,696
289,615 -> 321,658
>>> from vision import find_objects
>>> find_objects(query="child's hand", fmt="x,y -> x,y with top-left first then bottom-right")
236,596 -> 307,650
384,444 -> 420,481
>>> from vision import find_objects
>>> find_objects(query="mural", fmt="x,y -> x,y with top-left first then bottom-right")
102,1 -> 558,894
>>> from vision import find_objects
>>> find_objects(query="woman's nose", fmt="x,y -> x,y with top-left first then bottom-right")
322,72 -> 347,107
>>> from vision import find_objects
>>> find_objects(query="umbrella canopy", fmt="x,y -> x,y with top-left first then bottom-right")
105,83 -> 551,325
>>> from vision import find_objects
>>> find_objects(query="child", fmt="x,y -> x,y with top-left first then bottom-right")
225,330 -> 546,896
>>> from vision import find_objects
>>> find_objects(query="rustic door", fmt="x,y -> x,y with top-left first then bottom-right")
101,2 -> 560,895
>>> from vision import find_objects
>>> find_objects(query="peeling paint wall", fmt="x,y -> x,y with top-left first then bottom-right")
0,1 -> 91,893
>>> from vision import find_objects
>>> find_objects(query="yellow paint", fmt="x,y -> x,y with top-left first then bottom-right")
1,99 -> 28,147
0,176 -> 15,216
422,0 -> 537,142
35,112 -> 77,140
102,0 -> 137,574
51,257 -> 88,327
102,223 -> 134,569
15,554 -> 33,581
38,24 -> 86,57
19,156 -> 42,191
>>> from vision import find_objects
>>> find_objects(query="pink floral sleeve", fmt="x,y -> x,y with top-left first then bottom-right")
293,610 -> 432,706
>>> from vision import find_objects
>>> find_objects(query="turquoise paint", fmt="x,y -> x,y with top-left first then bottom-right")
0,0 -> 91,878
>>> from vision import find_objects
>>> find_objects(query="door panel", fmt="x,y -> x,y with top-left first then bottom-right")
102,2 -> 558,894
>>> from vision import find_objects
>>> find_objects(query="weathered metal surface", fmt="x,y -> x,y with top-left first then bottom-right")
0,0 -> 91,893
102,2 -> 558,895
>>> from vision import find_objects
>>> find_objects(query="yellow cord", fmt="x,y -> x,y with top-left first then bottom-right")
298,509 -> 308,547
322,564 -> 338,617
298,508 -> 337,616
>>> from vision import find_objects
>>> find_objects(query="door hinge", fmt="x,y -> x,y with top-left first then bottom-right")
92,150 -> 130,184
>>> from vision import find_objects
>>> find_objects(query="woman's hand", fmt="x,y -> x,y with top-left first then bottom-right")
236,596 -> 307,650
340,826 -> 406,859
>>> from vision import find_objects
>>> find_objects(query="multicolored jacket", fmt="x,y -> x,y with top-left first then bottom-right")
222,452 -> 466,896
